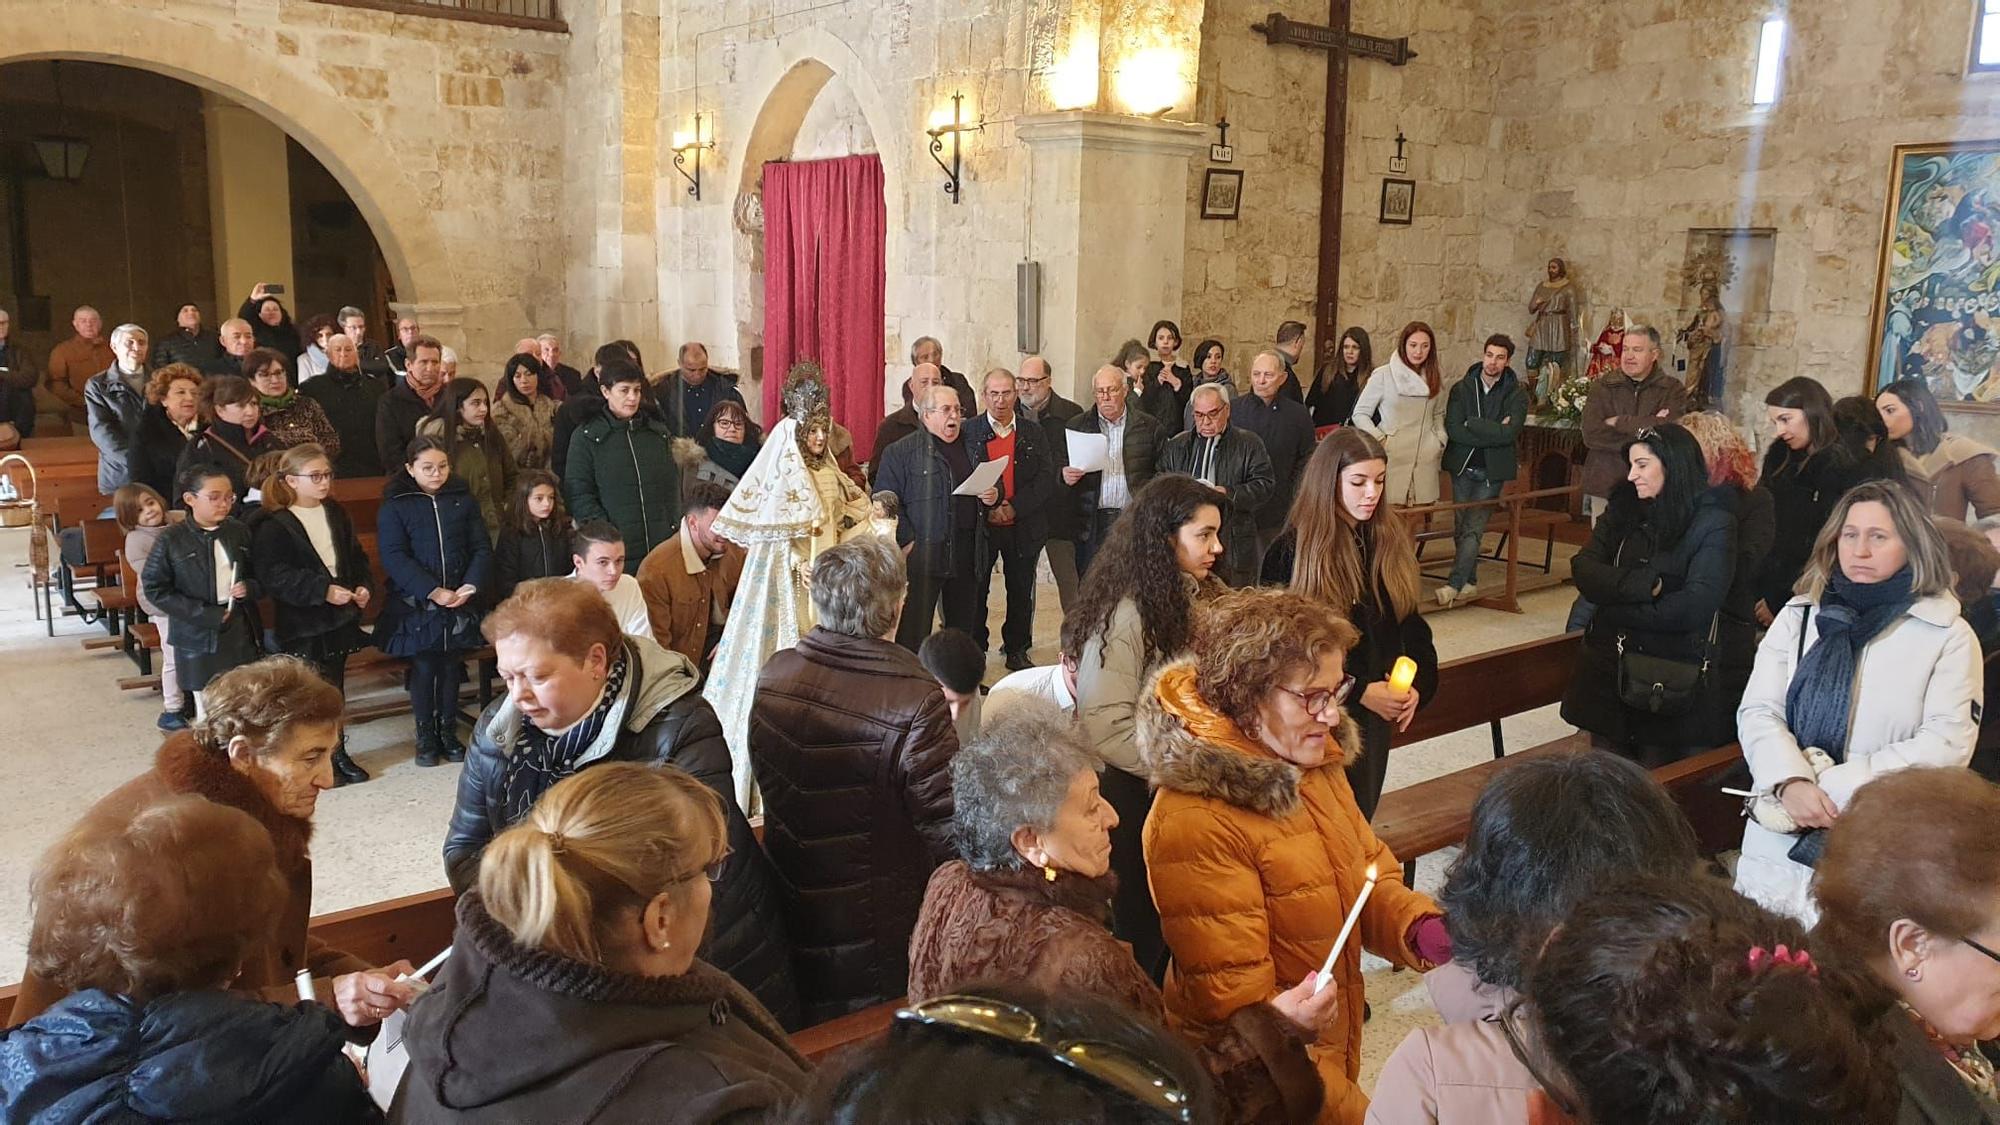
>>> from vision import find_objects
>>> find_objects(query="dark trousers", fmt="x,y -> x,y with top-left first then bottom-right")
409,652 -> 464,726
1075,507 -> 1123,576
1100,765 -> 1167,981
1348,712 -> 1394,821
897,529 -> 982,652
975,524 -> 1041,654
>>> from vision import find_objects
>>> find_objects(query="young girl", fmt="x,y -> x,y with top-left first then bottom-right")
493,469 -> 571,600
140,465 -> 259,718
1263,428 -> 1438,819
376,436 -> 491,766
113,483 -> 187,732
251,443 -> 373,785
418,377 -> 517,540
176,375 -> 273,511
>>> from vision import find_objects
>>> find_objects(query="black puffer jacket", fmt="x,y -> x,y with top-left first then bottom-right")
0,988 -> 380,1123
492,518 -> 571,602
443,636 -> 800,1028
1561,483 -> 1739,753
1753,442 -> 1859,615
565,410 -> 681,570
751,627 -> 959,1024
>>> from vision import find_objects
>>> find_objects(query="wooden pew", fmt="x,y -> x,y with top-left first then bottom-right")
1395,631 -> 1582,756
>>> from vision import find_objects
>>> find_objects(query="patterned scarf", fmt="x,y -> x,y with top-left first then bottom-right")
1784,566 -> 1915,763
497,650 -> 630,824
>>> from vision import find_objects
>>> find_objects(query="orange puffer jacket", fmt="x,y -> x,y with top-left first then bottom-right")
1140,660 -> 1441,1124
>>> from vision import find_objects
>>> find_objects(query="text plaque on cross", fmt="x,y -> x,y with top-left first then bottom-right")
1250,12 -> 1416,66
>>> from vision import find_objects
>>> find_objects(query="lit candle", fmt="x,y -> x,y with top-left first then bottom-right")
1314,864 -> 1378,995
1388,656 -> 1418,695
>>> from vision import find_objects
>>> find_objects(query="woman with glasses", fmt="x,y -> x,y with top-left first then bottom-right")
1264,429 -> 1436,819
398,761 -> 810,1122
1733,480 -> 1977,924
175,373 -> 272,511
439,577 -> 799,1026
909,700 -> 1331,1122
1815,768 -> 2000,1122
250,444 -> 374,786
688,397 -> 762,492
1142,586 -> 1448,1125
245,346 -> 341,456
1559,422 -> 1739,767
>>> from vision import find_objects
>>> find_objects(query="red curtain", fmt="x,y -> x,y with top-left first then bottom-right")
761,154 -> 887,463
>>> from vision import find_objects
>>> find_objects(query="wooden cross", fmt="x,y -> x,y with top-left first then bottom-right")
1249,8 -> 1416,373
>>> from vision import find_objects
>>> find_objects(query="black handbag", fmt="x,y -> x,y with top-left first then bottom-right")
1615,614 -> 1718,716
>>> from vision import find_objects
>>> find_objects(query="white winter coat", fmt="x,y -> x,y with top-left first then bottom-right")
1352,353 -> 1446,505
1733,593 -> 1981,923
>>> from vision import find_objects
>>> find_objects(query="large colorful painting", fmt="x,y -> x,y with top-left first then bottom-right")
1869,140 -> 2000,410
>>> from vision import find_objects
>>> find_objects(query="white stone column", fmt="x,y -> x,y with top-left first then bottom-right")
203,93 -> 295,319
1017,112 -> 1207,401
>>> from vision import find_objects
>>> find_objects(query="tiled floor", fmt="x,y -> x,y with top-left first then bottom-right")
0,526 -> 1577,1090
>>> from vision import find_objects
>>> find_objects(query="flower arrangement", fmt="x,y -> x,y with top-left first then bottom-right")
1540,370 -> 1592,425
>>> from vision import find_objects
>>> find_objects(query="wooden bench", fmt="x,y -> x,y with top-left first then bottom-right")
1395,631 -> 1582,757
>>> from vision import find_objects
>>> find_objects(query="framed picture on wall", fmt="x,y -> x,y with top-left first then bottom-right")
1201,169 -> 1244,220
1867,139 -> 2000,411
1380,178 -> 1416,225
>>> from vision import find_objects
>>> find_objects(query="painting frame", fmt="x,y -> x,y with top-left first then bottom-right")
1380,177 -> 1415,225
1867,138 -> 2000,412
1200,169 -> 1243,220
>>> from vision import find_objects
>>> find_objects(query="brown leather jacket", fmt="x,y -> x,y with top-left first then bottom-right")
9,734 -> 369,1026
750,627 -> 959,1023
635,526 -> 745,665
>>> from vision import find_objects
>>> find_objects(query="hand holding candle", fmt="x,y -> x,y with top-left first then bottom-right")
1388,656 -> 1418,695
1314,864 -> 1379,995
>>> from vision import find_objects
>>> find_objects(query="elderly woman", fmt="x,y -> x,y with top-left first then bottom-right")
685,397 -> 762,491
399,763 -> 810,1121
1142,587 -> 1448,1124
1367,751 -> 1700,1124
129,362 -> 203,499
247,345 -> 340,455
295,313 -> 337,383
0,796 -> 379,1122
1734,480 -> 1980,923
239,284 -> 300,366
1816,768 -> 2000,1122
7,656 -> 415,1028
909,700 -> 1334,1122
441,577 -> 798,1025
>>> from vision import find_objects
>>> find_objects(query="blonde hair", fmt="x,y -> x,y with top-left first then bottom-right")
258,443 -> 331,511
479,762 -> 726,966
1796,480 -> 1953,603
1677,411 -> 1759,489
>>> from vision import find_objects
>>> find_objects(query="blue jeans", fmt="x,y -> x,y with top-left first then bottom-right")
1449,470 -> 1505,590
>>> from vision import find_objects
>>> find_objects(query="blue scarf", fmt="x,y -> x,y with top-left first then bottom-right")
497,650 -> 630,823
1784,566 -> 1916,762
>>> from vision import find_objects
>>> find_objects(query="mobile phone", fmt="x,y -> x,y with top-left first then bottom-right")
263,283 -> 285,296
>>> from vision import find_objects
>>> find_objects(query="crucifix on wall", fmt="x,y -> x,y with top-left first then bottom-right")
1249,7 -> 1417,372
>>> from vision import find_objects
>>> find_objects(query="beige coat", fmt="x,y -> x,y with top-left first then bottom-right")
1901,434 -> 2000,521
490,392 -> 557,470
1353,354 -> 1447,505
1366,961 -> 1558,1125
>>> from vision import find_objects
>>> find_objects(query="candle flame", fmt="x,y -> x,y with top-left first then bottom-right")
1365,864 -> 1378,880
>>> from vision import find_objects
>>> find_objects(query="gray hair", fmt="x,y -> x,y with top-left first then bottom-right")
110,323 -> 146,347
536,332 -> 559,344
1624,323 -> 1663,350
336,306 -> 364,322
910,335 -> 941,362
810,536 -> 907,638
1191,383 -> 1227,408
950,699 -> 1099,872
981,367 -> 1016,391
916,383 -> 959,415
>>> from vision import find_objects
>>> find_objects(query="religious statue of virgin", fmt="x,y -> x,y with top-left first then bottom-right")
701,361 -> 873,814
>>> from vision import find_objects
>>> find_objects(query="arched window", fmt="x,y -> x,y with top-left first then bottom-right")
1975,0 -> 2000,73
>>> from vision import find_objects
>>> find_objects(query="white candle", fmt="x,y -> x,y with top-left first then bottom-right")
1314,864 -> 1378,995
294,968 -> 315,1004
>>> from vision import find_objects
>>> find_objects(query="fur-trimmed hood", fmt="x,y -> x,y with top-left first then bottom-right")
1136,659 -> 1363,819
153,732 -> 313,877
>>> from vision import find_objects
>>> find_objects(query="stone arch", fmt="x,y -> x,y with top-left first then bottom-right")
0,6 -> 453,307
725,28 -> 906,417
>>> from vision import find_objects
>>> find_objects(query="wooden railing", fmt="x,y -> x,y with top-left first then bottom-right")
1399,483 -> 1582,614
311,0 -> 567,33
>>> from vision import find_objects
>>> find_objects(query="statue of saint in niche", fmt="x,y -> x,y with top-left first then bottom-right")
1525,257 -> 1577,399
1678,285 -> 1728,407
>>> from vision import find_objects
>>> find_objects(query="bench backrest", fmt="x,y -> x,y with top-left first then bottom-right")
1396,631 -> 1581,746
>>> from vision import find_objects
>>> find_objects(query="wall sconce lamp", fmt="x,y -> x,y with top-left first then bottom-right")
671,113 -> 715,201
926,92 -> 984,204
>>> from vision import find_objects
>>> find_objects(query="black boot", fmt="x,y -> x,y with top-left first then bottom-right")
413,719 -> 442,768
435,708 -> 467,763
331,740 -> 370,786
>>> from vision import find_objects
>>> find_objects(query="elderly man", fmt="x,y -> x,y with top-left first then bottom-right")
875,383 -> 1000,651
1157,384 -> 1276,587
658,341 -> 745,436
384,316 -> 421,383
46,305 -> 113,429
636,480 -> 745,669
1273,319 -> 1309,402
152,303 -> 222,371
199,318 -> 258,377
1230,348 -> 1317,566
82,324 -> 153,493
1580,323 -> 1685,518
748,535 -> 959,1024
870,362 -> 944,483
963,368 -> 1052,670
300,334 -> 386,478
1019,355 -> 1086,611
569,520 -> 653,641
910,335 -> 977,416
375,335 -> 447,469
0,308 -> 38,440
537,333 -> 584,398
1056,365 -> 1162,574
1015,355 -> 1081,429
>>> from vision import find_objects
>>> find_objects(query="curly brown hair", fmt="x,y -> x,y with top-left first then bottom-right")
28,795 -> 287,999
1193,587 -> 1358,737
145,362 -> 203,405
194,655 -> 345,757
1066,475 -> 1225,675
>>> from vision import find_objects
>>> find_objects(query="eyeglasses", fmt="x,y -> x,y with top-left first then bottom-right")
287,471 -> 334,484
668,855 -> 728,885
895,995 -> 1193,1122
1275,675 -> 1356,715
1964,936 -> 2000,966
193,490 -> 237,504
1092,388 -> 1124,400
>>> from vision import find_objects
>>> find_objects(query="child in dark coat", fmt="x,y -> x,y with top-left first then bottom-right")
141,464 -> 259,717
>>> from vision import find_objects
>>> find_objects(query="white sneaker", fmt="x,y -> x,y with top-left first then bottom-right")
1460,583 -> 1478,602
1435,585 -> 1457,607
